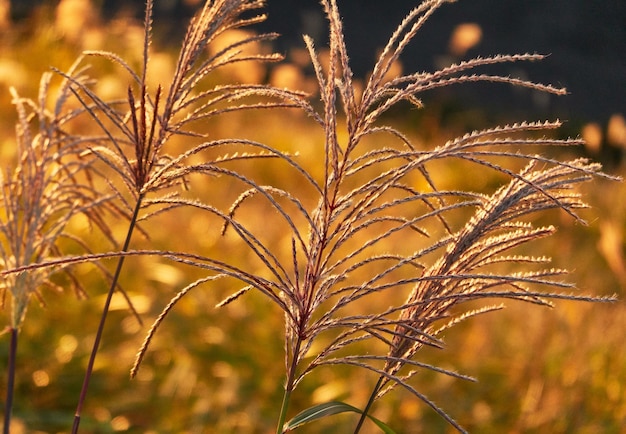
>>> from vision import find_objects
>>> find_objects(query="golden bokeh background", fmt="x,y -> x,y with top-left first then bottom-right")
0,1 -> 624,433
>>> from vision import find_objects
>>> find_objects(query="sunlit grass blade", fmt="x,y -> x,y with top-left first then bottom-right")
283,401 -> 397,434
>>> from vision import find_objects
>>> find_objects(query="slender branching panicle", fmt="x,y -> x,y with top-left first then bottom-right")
130,1 -> 617,433
40,0 -> 302,431
0,0 -> 617,432
0,71 -> 120,434
61,0 -> 292,202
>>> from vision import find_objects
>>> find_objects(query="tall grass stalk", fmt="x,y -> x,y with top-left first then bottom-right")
1,0 -> 619,432
70,201 -> 141,432
132,1 -> 617,432
54,0 -> 300,430
1,70 -> 119,432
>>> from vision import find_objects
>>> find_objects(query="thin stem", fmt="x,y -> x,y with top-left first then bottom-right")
276,388 -> 293,434
275,337 -> 303,434
3,327 -> 18,434
71,195 -> 144,434
353,376 -> 384,434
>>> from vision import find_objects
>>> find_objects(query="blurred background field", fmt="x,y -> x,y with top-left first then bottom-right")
1,1 -> 625,433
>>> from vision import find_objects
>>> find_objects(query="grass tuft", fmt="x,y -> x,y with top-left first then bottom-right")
0,0 -> 619,432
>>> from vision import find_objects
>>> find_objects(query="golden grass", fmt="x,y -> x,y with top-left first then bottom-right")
0,1 -> 624,433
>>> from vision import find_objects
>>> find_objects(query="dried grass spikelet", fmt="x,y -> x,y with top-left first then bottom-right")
54,0 -> 302,210
208,0 -> 616,431
0,72 -> 121,329
0,2 -> 308,431
49,1 -> 311,431
371,159 -> 613,425
113,0 -> 618,432
0,0 -> 307,345
208,29 -> 269,84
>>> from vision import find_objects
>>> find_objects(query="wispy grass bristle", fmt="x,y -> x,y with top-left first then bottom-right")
0,0 -> 618,432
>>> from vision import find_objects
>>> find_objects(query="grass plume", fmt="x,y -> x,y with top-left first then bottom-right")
0,70 -> 119,434
58,0 -> 303,430
132,1 -> 617,432
0,0 -> 618,432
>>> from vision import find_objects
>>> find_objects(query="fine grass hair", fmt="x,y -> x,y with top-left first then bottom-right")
1,0 -> 619,433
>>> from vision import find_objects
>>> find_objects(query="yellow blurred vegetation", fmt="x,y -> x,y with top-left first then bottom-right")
449,23 -> 482,57
0,1 -> 624,433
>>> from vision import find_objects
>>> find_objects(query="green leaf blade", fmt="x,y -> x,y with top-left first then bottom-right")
283,401 -> 397,433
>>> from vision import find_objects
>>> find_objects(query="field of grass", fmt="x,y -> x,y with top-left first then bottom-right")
0,1 -> 625,433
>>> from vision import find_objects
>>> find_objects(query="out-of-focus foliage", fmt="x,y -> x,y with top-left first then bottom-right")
0,1 -> 624,433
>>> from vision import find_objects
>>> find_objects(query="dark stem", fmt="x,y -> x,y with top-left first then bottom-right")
353,375 -> 384,434
71,196 -> 143,434
3,327 -> 18,434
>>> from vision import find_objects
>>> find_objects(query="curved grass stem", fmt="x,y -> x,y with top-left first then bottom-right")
71,195 -> 144,434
